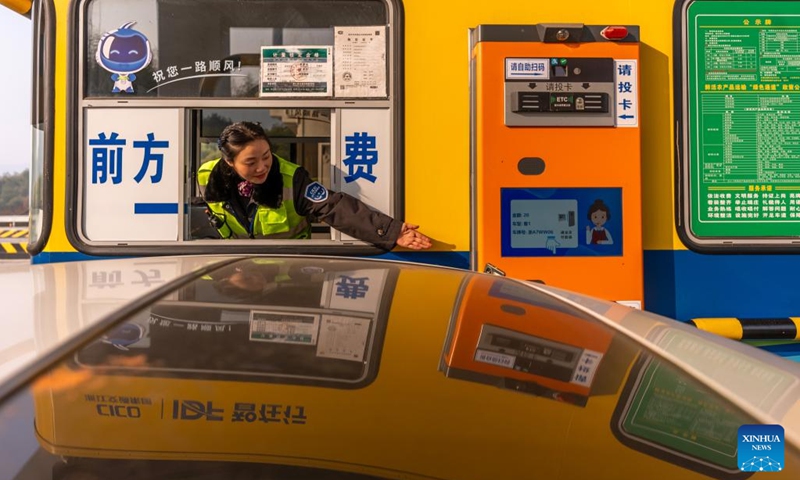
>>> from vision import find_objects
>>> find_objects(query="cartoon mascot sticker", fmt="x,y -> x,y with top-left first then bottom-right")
585,199 -> 614,245
95,22 -> 153,93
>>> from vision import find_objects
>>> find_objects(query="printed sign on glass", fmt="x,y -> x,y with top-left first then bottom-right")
249,311 -> 320,345
95,22 -> 153,94
316,315 -> 371,362
260,46 -> 332,97
84,108 -> 182,241
614,59 -> 638,127
322,269 -> 388,314
337,109 -> 392,240
81,260 -> 180,300
334,26 -> 387,98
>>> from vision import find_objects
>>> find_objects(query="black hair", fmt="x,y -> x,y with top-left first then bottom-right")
587,199 -> 611,221
209,262 -> 279,301
216,121 -> 283,206
217,121 -> 272,163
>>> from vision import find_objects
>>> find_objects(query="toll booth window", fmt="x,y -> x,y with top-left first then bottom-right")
190,108 -> 332,240
74,0 -> 400,253
82,0 -> 387,98
197,108 -> 331,178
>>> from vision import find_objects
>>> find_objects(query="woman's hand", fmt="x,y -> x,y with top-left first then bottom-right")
395,223 -> 432,250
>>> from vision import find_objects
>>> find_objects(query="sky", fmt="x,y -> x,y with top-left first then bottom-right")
0,8 -> 32,175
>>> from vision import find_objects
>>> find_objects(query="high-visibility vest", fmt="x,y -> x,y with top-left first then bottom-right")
197,157 -> 311,239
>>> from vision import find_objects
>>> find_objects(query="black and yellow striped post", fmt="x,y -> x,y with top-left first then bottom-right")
0,229 -> 29,258
689,317 -> 800,340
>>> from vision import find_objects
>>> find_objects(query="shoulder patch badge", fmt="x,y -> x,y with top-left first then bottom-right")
304,182 -> 329,203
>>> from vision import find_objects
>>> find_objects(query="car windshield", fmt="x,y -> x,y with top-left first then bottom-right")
0,257 -> 798,479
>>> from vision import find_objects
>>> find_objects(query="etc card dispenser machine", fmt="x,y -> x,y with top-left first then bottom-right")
470,24 -> 643,304
440,275 -> 616,407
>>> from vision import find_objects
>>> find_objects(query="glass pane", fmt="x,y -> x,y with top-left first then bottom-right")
188,108 -> 332,240
195,108 -> 331,172
28,128 -> 44,245
84,0 -> 387,98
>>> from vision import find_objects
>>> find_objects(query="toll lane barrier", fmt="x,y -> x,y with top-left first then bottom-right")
689,317 -> 800,341
0,229 -> 29,258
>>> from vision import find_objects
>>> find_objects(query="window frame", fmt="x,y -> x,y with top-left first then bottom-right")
66,0 -> 405,257
673,0 -> 800,252
26,0 -> 56,256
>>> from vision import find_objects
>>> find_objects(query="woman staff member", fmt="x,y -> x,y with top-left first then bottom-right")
198,121 -> 431,251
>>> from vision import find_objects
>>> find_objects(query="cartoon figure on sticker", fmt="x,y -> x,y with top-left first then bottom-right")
95,22 -> 153,93
585,199 -> 614,245
100,322 -> 148,350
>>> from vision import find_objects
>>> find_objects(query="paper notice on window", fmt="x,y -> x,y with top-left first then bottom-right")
322,269 -> 388,314
249,311 -> 320,345
316,315 -> 371,362
570,349 -> 604,387
333,26 -> 387,98
260,46 -> 332,97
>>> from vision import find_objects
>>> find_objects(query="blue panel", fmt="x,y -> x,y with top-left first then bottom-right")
645,249 -> 800,360
643,250 -> 677,320
500,188 -> 623,257
134,203 -> 179,214
31,252 -> 117,264
32,251 -> 471,268
644,250 -> 800,321
756,343 -> 800,359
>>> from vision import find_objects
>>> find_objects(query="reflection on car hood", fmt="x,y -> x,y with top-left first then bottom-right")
0,255 -> 240,383
2,256 -> 800,479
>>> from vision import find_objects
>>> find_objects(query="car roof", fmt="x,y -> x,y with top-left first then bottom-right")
1,255 -> 799,479
0,255 -> 242,383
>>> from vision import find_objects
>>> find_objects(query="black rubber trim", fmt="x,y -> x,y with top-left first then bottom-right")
26,0 -> 56,256
64,0 -> 80,255
392,0 -> 405,231
474,24 -> 640,44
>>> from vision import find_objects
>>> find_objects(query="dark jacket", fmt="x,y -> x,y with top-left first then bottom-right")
201,157 -> 403,251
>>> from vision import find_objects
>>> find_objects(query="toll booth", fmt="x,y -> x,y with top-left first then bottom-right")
470,24 -> 642,304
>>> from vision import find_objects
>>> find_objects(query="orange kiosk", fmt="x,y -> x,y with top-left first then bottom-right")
440,275 -> 615,407
470,24 -> 643,304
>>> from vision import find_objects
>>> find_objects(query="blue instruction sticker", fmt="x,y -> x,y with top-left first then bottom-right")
304,182 -> 328,203
501,187 -> 622,257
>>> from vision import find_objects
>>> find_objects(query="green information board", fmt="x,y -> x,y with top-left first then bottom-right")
680,0 -> 800,247
613,326 -> 797,477
619,356 -> 743,469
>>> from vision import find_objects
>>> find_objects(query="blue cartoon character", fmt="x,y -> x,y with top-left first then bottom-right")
95,22 -> 152,93
585,199 -> 614,245
100,322 -> 148,350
